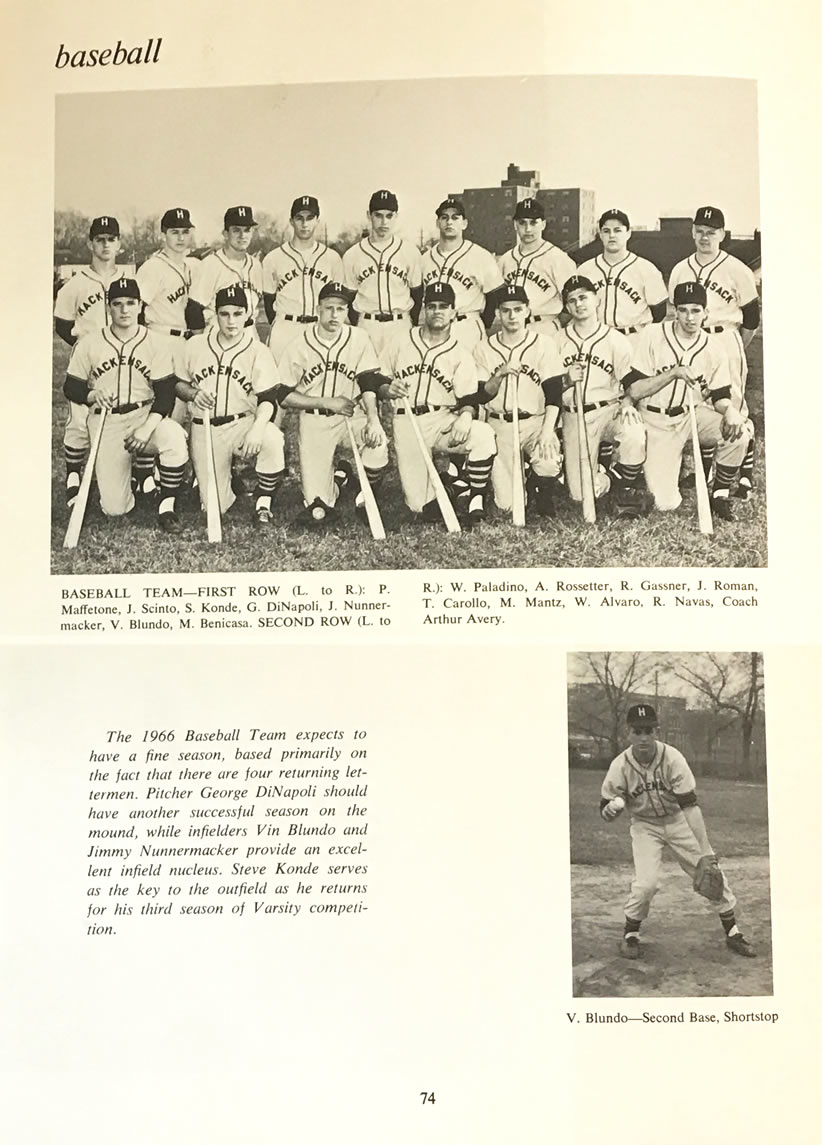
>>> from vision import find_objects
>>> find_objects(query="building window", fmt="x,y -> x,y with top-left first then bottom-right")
562,215 -> 570,223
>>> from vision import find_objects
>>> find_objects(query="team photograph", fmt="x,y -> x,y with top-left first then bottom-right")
51,75 -> 765,574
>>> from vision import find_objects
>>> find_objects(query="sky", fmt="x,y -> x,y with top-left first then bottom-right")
55,75 -> 760,245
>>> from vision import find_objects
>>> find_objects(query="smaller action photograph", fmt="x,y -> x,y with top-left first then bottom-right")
568,651 -> 771,998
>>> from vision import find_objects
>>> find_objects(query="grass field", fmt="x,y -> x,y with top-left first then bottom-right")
568,767 -> 773,997
50,330 -> 767,575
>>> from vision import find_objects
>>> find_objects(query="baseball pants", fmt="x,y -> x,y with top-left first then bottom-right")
642,406 -> 752,511
87,407 -> 188,517
297,409 -> 388,507
267,316 -> 317,364
625,813 -> 736,921
487,414 -> 561,512
528,314 -> 563,337
190,416 -> 285,513
64,401 -> 90,453
561,403 -> 646,502
451,313 -> 486,352
392,408 -> 496,513
358,313 -> 410,356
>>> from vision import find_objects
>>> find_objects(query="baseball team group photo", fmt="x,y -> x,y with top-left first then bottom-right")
567,650 -> 771,999
50,75 -> 765,575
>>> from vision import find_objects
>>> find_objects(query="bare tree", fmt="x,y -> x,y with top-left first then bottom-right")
54,210 -> 92,263
329,222 -> 369,257
674,652 -> 764,777
568,652 -> 657,758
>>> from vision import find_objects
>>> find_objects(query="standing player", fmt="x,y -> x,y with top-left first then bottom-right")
474,284 -> 564,517
668,206 -> 760,498
175,285 -> 286,527
576,209 -> 667,340
600,703 -> 756,960
557,276 -> 647,516
342,190 -> 422,354
62,278 -> 188,532
378,282 -> 496,525
261,196 -> 344,363
498,198 -> 576,334
625,282 -> 750,521
279,282 -> 388,527
188,206 -> 264,336
420,198 -> 503,350
54,215 -> 123,507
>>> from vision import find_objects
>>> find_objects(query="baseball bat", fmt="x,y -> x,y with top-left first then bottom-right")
203,410 -> 222,544
63,408 -> 107,549
510,375 -> 526,527
401,397 -> 461,533
345,418 -> 386,540
687,387 -> 713,535
574,379 -> 597,524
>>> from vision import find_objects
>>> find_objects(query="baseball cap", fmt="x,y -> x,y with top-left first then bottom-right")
694,205 -> 725,229
562,275 -> 596,303
291,195 -> 320,218
673,281 -> 708,307
436,198 -> 466,217
224,205 -> 258,228
161,207 -> 194,230
627,703 -> 658,728
90,216 -> 120,238
423,282 -> 456,306
107,277 -> 140,302
514,198 -> 544,221
215,285 -> 248,311
497,284 -> 529,305
318,281 -> 354,303
599,208 -> 630,229
369,189 -> 399,213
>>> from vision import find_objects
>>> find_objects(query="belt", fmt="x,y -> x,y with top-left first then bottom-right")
645,404 -> 685,416
362,312 -> 406,322
308,409 -> 337,417
488,410 -> 534,421
169,328 -> 194,338
395,404 -> 449,416
92,399 -> 152,415
455,314 -> 471,322
616,325 -> 639,335
529,314 -> 556,324
705,325 -> 725,333
283,314 -> 317,323
563,399 -> 619,414
192,412 -> 251,426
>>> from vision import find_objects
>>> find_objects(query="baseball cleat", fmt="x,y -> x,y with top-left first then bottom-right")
66,474 -> 81,508
711,494 -> 734,521
732,477 -> 753,501
620,936 -> 643,960
334,460 -> 354,498
157,511 -> 183,534
532,478 -> 557,518
726,933 -> 756,958
420,499 -> 443,524
467,493 -> 487,525
613,484 -> 646,519
253,506 -> 274,528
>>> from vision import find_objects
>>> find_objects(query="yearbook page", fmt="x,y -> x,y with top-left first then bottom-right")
1,0 -> 820,1141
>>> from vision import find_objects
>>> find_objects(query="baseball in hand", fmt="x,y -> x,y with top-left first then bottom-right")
609,796 -> 626,813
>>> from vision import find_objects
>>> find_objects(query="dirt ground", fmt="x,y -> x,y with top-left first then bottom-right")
571,855 -> 773,997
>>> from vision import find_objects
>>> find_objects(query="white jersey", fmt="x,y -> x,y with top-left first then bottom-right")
342,236 -> 421,316
261,242 -> 344,318
190,250 -> 264,329
668,251 -> 758,330
136,251 -> 200,331
474,332 -> 563,417
601,741 -> 696,821
420,240 -> 503,316
632,322 -> 732,412
280,325 -> 379,401
382,328 -> 478,410
66,326 -> 174,407
576,253 -> 667,332
54,266 -> 122,338
555,322 -> 632,406
179,328 -> 277,419
498,241 -> 576,318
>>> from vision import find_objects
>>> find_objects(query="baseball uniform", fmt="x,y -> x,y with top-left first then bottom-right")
191,250 -> 264,336
556,322 -> 645,502
63,325 -> 187,519
381,325 -> 496,514
631,321 -> 752,511
177,327 -> 285,516
421,240 -> 503,350
343,236 -> 422,353
474,331 -> 563,511
262,241 -> 344,362
498,240 -> 576,333
575,252 -> 667,341
279,324 -> 387,509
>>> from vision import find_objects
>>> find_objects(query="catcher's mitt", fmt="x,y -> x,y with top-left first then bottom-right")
693,854 -> 724,902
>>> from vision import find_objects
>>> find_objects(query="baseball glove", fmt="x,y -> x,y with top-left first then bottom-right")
693,854 -> 724,902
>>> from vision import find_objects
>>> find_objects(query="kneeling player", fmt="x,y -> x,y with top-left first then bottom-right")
379,282 -> 496,525
474,284 -> 563,518
62,277 -> 188,532
175,285 -> 286,527
626,282 -> 751,521
279,281 -> 389,527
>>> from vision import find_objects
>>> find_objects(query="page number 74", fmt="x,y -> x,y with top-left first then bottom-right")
419,1092 -> 436,1105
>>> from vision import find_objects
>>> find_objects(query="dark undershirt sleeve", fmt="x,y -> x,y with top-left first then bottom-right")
186,300 -> 206,332
150,377 -> 176,416
541,376 -> 563,407
675,790 -> 698,808
741,298 -> 760,331
63,374 -> 90,403
55,318 -> 76,346
650,301 -> 667,323
263,293 -> 276,325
